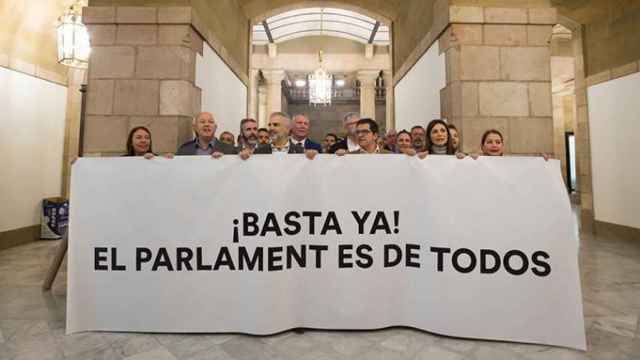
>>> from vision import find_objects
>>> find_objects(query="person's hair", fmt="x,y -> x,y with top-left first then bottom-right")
410,125 -> 425,133
292,113 -> 309,121
258,128 -> 269,133
425,119 -> 455,154
240,118 -> 257,131
126,126 -> 153,156
343,112 -> 360,122
447,124 -> 458,133
481,129 -> 504,146
357,118 -> 379,135
269,112 -> 291,126
397,130 -> 411,139
220,131 -> 234,140
325,133 -> 338,142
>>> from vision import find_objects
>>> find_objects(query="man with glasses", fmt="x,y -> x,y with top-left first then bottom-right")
240,112 -> 317,160
337,118 -> 391,155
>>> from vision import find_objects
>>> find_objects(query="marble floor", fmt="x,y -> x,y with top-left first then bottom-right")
0,222 -> 639,359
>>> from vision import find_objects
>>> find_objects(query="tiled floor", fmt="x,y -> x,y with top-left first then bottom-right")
0,217 -> 639,359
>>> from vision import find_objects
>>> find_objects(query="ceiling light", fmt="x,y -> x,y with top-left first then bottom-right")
335,79 -> 345,87
295,79 -> 307,88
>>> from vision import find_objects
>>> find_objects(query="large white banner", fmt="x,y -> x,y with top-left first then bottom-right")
67,156 -> 586,350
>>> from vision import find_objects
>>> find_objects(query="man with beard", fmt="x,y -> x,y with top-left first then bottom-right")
237,118 -> 259,151
240,112 -> 317,160
176,112 -> 237,156
411,125 -> 427,152
328,112 -> 360,154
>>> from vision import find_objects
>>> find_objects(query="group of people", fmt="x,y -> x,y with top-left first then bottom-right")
125,111 -> 523,161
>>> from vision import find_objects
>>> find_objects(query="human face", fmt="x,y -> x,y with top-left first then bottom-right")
258,130 -> 270,144
411,128 -> 425,150
384,130 -> 397,147
132,129 -> 151,155
242,121 -> 258,145
291,115 -> 310,140
356,123 -> 377,151
430,123 -> 448,146
449,128 -> 459,151
324,135 -> 336,149
220,132 -> 235,145
482,133 -> 504,156
344,115 -> 360,137
194,113 -> 216,141
396,133 -> 412,152
268,115 -> 290,143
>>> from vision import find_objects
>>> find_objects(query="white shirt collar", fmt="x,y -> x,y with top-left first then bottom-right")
347,137 -> 360,152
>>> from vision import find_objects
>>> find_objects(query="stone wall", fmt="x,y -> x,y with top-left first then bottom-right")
82,6 -> 204,155
439,6 -> 556,155
582,4 -> 640,77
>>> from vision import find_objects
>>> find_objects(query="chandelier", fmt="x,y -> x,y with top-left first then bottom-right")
56,1 -> 91,68
308,51 -> 332,106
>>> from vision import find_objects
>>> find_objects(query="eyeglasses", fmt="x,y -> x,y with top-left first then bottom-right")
356,129 -> 372,135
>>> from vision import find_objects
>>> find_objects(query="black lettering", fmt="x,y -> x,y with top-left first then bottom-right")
238,246 -> 263,271
261,213 -> 283,237
430,247 -> 451,272
384,244 -> 402,267
95,247 -> 108,271
196,247 -> 212,270
531,251 -> 551,277
452,248 -> 476,273
405,244 -> 420,268
268,246 -> 283,271
243,212 -> 259,236
351,211 -> 371,234
110,248 -> 126,271
371,211 -> 392,234
213,247 -> 236,270
338,244 -> 354,268
302,211 -> 322,235
136,247 -> 152,271
309,245 -> 328,268
284,212 -> 301,235
286,245 -> 306,269
480,249 -> 501,274
504,250 -> 528,275
152,248 -> 174,271
355,244 -> 373,268
176,247 -> 193,271
321,211 -> 342,235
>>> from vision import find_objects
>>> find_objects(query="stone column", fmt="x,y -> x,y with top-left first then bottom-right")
439,6 -> 556,156
261,69 -> 285,118
61,68 -> 87,196
257,84 -> 268,127
82,6 -> 203,155
383,71 -> 395,130
572,26 -> 595,231
357,70 -> 379,120
247,69 -> 260,120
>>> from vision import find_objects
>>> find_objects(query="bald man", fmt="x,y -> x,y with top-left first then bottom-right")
176,112 -> 237,156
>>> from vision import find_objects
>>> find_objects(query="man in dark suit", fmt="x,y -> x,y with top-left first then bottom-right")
290,114 -> 323,153
176,112 -> 237,156
328,112 -> 360,154
240,112 -> 317,160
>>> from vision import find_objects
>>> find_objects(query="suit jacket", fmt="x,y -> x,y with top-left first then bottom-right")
254,141 -> 304,154
176,138 -> 237,155
304,139 -> 323,153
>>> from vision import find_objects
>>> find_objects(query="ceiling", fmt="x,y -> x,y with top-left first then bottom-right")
239,0 -> 636,26
252,7 -> 390,45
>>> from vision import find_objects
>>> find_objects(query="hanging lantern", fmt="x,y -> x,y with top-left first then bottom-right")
308,51 -> 332,106
56,1 -> 90,68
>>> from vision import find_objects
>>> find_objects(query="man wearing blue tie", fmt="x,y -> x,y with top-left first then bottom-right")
290,114 -> 323,153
